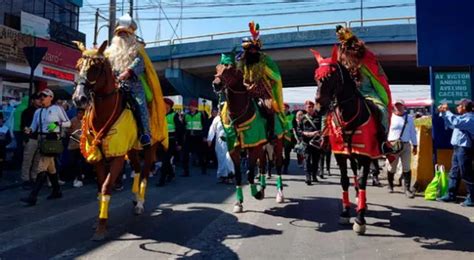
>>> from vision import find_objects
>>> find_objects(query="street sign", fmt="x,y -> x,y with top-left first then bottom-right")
23,47 -> 48,70
434,72 -> 471,107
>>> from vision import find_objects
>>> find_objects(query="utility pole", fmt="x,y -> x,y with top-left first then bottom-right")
130,0 -> 134,17
93,8 -> 99,47
360,0 -> 364,27
109,0 -> 116,44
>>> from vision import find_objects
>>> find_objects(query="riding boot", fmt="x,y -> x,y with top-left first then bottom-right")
20,172 -> 47,206
403,171 -> 415,198
47,173 -> 62,200
387,171 -> 395,193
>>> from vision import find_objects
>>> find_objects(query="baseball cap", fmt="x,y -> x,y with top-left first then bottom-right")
394,99 -> 405,105
40,88 -> 54,98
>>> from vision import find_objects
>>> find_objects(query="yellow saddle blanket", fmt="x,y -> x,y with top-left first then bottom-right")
81,109 -> 138,163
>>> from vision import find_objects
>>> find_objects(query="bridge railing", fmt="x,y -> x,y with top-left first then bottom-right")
146,17 -> 415,46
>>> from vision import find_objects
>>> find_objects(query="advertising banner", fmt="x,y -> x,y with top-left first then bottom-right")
21,11 -> 50,40
37,38 -> 81,70
0,25 -> 34,64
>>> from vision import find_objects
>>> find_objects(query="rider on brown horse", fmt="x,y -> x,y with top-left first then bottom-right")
106,13 -> 152,147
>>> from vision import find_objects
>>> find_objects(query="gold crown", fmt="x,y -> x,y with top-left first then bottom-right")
336,26 -> 354,43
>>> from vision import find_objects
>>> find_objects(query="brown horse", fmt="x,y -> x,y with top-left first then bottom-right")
73,41 -> 158,240
313,47 -> 381,235
213,62 -> 286,213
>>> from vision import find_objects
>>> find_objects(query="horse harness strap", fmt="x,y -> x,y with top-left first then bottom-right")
85,91 -> 121,162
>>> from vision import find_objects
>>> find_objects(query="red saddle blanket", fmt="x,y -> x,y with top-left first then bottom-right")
327,113 -> 382,159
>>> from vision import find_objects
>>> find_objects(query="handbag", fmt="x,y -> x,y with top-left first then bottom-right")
293,141 -> 307,154
391,113 -> 408,154
38,108 -> 64,156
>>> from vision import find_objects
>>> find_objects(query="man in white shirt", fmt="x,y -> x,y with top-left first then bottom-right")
386,100 -> 418,198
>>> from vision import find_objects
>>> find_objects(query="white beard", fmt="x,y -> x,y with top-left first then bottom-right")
106,35 -> 139,73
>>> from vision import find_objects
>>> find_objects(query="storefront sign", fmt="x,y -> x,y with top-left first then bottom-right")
37,38 -> 81,70
434,72 -> 471,107
42,67 -> 75,82
21,11 -> 50,39
0,25 -> 34,64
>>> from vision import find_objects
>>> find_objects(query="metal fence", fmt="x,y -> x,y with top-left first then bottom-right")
146,16 -> 415,46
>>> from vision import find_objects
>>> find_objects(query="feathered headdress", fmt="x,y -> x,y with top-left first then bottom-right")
242,21 -> 262,50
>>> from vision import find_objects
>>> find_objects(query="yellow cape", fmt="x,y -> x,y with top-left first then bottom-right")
138,47 -> 169,150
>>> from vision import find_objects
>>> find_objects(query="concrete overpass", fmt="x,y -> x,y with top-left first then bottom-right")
146,21 -> 427,101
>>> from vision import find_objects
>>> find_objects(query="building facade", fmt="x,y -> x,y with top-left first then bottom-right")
0,0 -> 84,116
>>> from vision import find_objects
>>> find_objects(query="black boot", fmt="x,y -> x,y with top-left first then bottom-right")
47,173 -> 62,200
403,171 -> 414,198
20,172 -> 47,206
387,171 -> 395,193
305,172 -> 312,185
312,172 -> 319,183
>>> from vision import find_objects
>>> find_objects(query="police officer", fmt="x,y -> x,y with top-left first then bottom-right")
157,98 -> 184,186
182,99 -> 208,176
297,100 -> 322,185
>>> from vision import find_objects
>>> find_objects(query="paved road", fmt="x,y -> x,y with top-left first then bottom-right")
1,160 -> 473,259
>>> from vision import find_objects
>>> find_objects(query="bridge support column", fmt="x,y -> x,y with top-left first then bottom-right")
165,68 -> 217,105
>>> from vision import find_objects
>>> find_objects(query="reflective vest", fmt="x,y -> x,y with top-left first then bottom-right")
285,113 -> 295,131
166,112 -> 176,133
185,112 -> 203,130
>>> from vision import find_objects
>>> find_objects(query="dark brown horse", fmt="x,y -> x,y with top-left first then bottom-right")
73,41 -> 158,240
313,47 -> 380,235
212,62 -> 285,213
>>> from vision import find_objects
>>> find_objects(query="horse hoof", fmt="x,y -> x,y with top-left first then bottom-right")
353,222 -> 366,235
134,201 -> 144,215
339,217 -> 351,225
233,203 -> 243,213
91,231 -> 107,241
254,190 -> 265,200
276,191 -> 284,203
92,219 -> 98,230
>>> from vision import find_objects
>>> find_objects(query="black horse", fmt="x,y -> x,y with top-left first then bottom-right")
313,46 -> 383,235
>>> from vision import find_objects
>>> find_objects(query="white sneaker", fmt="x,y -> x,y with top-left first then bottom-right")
73,179 -> 83,188
58,180 -> 66,186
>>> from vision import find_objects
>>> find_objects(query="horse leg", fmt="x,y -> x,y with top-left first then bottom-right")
353,157 -> 370,235
135,145 -> 155,215
274,139 -> 285,203
128,149 -> 141,205
336,155 -> 351,224
231,147 -> 243,213
93,156 -> 125,241
249,145 -> 264,200
350,158 -> 359,199
92,161 -> 107,230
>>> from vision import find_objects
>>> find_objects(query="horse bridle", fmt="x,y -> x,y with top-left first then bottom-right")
215,65 -> 252,123
77,56 -> 117,101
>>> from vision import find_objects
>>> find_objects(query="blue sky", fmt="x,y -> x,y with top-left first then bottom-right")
78,1 -> 427,101
79,0 -> 415,46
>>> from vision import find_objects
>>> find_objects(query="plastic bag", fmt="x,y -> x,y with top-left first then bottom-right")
424,164 -> 449,200
438,165 -> 449,198
424,165 -> 440,200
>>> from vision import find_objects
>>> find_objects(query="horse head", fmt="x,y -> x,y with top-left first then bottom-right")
212,63 -> 244,94
312,45 -> 351,113
73,40 -> 110,108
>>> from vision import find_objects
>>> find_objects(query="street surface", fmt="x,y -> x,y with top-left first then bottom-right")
1,159 -> 473,259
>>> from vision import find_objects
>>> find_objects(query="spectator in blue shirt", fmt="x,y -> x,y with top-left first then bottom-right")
437,99 -> 474,207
